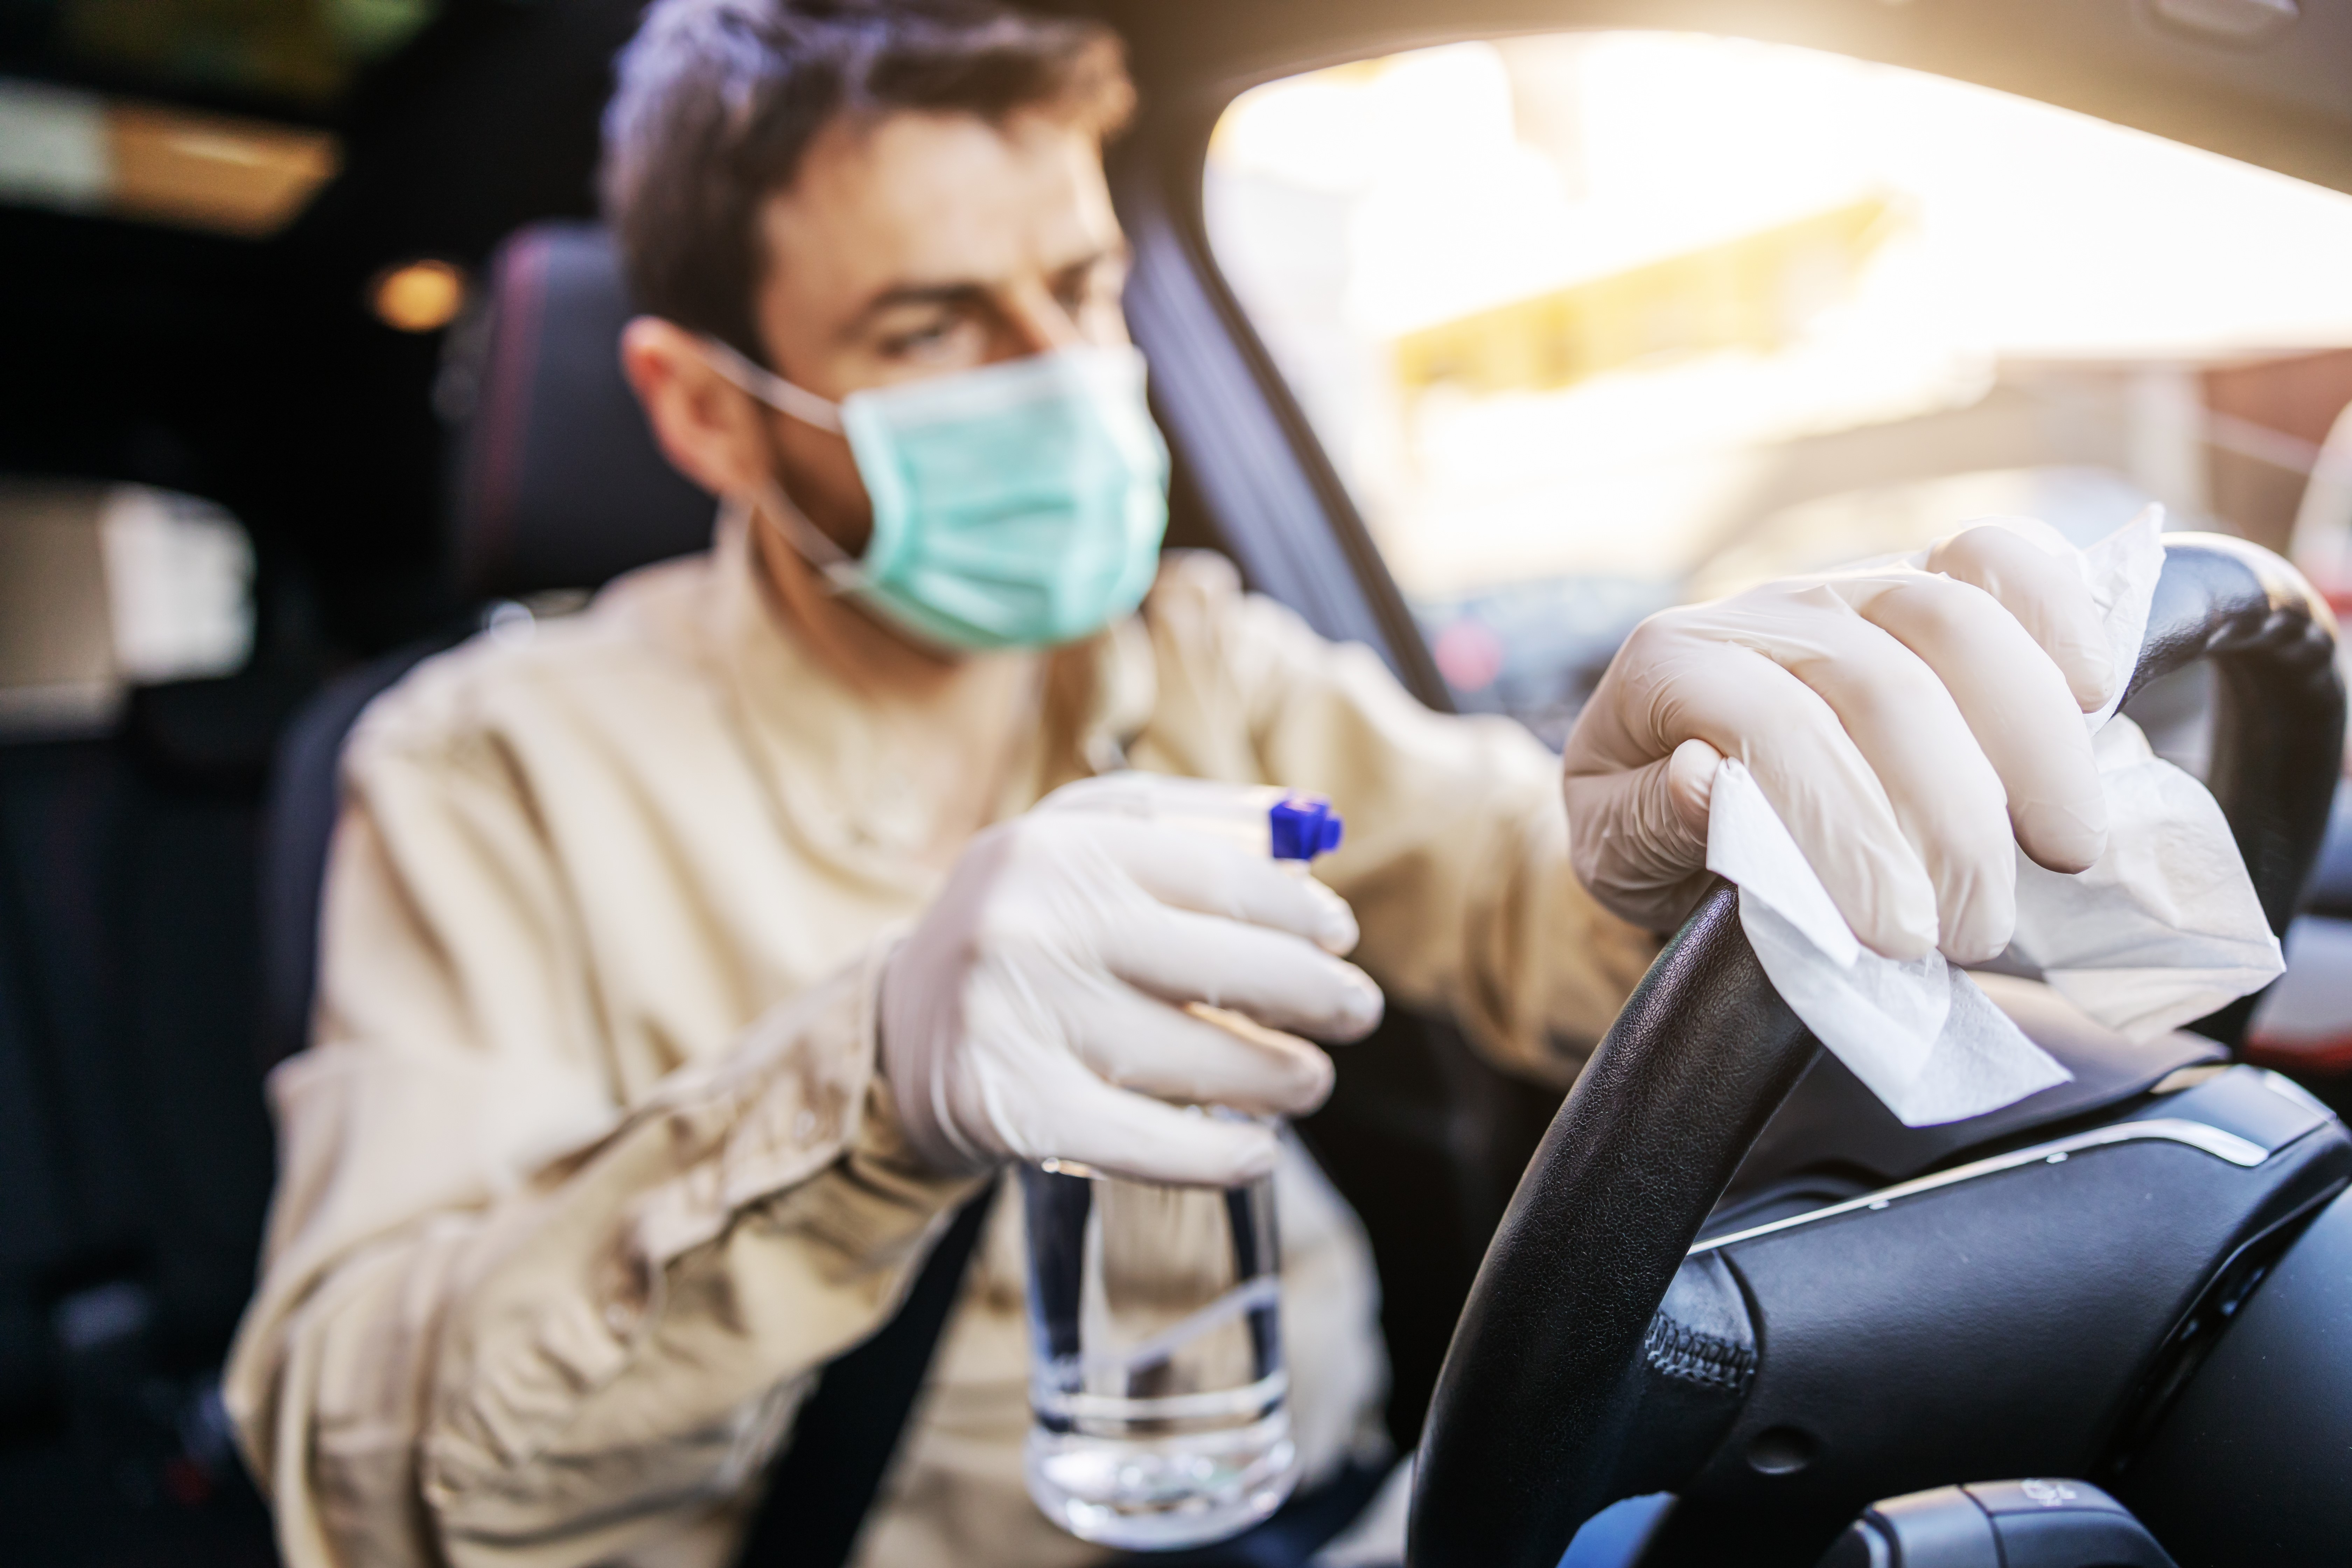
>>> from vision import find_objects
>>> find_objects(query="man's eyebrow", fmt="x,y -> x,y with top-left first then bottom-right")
848,281 -> 990,328
845,247 -> 1130,331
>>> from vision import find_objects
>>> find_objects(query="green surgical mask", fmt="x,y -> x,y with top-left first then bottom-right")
705,339 -> 1170,651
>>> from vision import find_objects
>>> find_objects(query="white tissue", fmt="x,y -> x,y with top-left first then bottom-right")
2076,508 -> 2167,732
1704,507 -> 2284,1126
1711,758 -> 2072,1125
2011,716 -> 2285,1038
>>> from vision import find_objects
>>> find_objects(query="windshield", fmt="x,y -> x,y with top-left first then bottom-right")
1204,33 -> 2352,741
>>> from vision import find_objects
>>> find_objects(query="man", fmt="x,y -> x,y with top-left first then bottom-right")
225,2 -> 2118,1564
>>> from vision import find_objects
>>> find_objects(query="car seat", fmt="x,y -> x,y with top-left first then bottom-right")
0,563 -> 289,1559
261,221 -> 715,1067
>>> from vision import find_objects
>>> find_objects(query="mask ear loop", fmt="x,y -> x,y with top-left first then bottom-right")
749,476 -> 868,597
701,335 -> 847,432
717,488 -> 866,601
700,336 -> 869,596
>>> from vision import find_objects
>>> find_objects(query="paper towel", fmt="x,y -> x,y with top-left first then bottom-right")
2010,715 -> 2286,1038
1705,508 -> 2285,1126
1710,757 -> 2073,1124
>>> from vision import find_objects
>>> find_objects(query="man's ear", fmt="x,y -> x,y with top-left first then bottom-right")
619,316 -> 775,498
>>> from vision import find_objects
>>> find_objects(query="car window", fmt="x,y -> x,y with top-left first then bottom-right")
1203,33 -> 2352,742
0,482 -> 254,736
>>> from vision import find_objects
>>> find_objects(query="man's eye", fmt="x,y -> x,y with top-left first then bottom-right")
1057,267 -> 1115,314
881,320 -> 954,355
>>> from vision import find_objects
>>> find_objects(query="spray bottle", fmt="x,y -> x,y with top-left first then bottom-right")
1020,791 -> 1344,1548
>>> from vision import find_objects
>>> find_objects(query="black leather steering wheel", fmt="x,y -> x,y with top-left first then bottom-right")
1406,535 -> 2345,1568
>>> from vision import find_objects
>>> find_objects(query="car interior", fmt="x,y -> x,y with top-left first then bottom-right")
6,1 -> 2352,1565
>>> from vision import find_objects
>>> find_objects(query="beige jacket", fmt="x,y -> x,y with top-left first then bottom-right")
224,515 -> 1656,1568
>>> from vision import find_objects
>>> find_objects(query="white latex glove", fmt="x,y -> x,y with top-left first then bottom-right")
880,780 -> 1384,1186
1562,518 -> 2119,963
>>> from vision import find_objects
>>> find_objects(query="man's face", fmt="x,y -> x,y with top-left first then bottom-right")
750,108 -> 1131,554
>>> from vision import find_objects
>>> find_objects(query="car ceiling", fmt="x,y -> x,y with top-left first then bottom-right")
1091,0 -> 2352,197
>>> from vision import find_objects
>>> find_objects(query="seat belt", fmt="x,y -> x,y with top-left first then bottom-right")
736,1181 -> 997,1568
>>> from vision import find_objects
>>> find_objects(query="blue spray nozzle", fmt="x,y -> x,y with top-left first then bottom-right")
1268,793 -> 1343,862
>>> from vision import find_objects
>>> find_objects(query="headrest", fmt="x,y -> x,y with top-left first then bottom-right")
447,222 -> 719,600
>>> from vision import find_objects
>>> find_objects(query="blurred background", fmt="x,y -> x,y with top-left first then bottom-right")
1205,33 -> 2352,738
3,6 -> 2352,1565
0,4 -> 640,1563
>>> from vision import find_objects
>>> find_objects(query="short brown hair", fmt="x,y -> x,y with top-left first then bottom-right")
601,0 -> 1135,364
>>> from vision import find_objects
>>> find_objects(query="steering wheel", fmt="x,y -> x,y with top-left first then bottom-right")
1406,535 -> 2346,1568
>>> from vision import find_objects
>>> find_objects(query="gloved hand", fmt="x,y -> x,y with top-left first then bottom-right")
1562,518 -> 2118,963
880,779 -> 1383,1186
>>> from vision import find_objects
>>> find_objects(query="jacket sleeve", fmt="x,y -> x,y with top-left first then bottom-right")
1135,554 -> 1660,1085
223,712 -> 976,1568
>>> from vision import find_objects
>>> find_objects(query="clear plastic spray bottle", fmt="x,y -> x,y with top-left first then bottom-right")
1019,792 -> 1344,1549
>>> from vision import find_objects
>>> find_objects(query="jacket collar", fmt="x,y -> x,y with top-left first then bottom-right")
700,509 -> 1157,878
